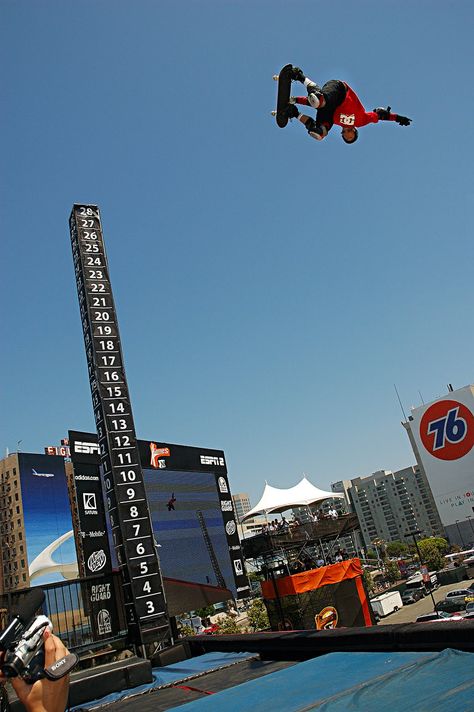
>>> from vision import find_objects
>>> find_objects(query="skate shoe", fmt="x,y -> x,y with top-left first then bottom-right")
285,103 -> 299,119
290,66 -> 305,83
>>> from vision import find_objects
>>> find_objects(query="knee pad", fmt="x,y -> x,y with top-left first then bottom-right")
308,90 -> 324,109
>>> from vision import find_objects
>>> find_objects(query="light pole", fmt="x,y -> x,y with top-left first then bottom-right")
372,538 -> 384,569
466,517 -> 474,543
404,530 -> 437,611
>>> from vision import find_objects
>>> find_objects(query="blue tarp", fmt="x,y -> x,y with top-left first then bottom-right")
173,649 -> 474,711
71,651 -> 257,711
73,648 -> 474,711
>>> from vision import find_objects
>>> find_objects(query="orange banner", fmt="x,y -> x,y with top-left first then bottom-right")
261,558 -> 364,600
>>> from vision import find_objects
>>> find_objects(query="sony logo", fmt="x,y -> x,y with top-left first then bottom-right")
200,455 -> 225,467
74,441 -> 100,454
51,658 -> 67,671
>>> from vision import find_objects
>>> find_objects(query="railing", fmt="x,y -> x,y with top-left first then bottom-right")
0,572 -> 128,654
241,514 -> 360,558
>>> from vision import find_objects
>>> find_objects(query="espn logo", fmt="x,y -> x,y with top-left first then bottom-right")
200,455 -> 225,467
74,441 -> 100,455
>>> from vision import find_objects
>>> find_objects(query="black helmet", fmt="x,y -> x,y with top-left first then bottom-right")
341,127 -> 358,144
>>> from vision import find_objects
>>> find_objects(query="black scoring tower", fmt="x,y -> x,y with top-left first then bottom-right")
70,204 -> 171,647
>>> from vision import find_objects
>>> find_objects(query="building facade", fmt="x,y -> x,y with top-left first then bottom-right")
0,454 -> 31,592
232,493 -> 251,522
403,384 -> 474,547
339,466 -> 445,551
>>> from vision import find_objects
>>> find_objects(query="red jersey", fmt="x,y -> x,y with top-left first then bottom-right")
296,83 -> 396,129
332,83 -> 379,127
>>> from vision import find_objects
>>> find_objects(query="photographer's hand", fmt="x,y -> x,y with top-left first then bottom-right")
7,631 -> 70,712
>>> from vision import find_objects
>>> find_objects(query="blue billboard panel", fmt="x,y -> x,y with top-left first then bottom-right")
18,453 -> 78,586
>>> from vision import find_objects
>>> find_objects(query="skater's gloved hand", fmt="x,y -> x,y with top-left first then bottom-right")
395,114 -> 412,126
373,106 -> 391,120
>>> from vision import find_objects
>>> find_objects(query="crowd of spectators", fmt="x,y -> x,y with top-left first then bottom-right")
288,547 -> 350,574
260,507 -> 343,535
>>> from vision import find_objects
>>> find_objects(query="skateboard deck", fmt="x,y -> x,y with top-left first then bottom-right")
273,64 -> 292,128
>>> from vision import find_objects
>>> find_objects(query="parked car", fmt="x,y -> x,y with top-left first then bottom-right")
402,589 -> 424,605
465,601 -> 474,614
415,611 -> 463,623
202,623 -> 220,634
444,588 -> 474,606
434,599 -> 465,615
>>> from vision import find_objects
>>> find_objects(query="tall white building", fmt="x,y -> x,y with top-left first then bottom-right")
232,493 -> 251,522
332,466 -> 444,551
403,384 -> 474,547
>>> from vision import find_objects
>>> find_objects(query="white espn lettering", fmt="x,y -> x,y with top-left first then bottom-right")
200,455 -> 225,466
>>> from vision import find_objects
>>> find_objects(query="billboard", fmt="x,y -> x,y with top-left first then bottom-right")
408,385 -> 474,526
18,453 -> 78,586
71,461 -> 112,578
69,431 -> 250,607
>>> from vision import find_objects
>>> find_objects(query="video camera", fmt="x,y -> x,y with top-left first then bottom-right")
0,588 -> 77,683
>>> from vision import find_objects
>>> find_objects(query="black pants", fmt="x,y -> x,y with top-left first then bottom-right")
316,80 -> 347,129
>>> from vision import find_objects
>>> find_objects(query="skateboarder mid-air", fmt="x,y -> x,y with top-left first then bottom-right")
280,65 -> 412,143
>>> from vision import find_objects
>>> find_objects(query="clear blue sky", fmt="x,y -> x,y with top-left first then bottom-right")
1,1 -> 473,506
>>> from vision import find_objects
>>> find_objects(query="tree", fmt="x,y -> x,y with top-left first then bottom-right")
195,605 -> 215,620
362,569 -> 375,594
215,615 -> 242,634
385,541 -> 410,558
247,598 -> 270,632
425,537 -> 449,555
178,623 -> 195,637
384,561 -> 401,583
416,539 -> 446,571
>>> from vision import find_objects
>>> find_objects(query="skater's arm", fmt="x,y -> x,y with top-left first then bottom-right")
293,96 -> 310,106
357,111 -> 381,126
373,107 -> 412,125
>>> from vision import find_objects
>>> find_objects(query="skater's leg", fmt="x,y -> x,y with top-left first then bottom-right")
287,104 -> 327,141
284,101 -> 327,140
290,66 -> 325,108
305,79 -> 325,109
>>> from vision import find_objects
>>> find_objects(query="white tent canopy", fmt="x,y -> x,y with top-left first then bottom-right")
241,476 -> 344,521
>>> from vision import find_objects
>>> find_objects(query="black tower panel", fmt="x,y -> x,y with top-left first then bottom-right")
69,204 -> 171,646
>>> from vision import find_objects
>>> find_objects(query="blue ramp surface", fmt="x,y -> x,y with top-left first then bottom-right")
72,651 -> 257,711
173,649 -> 474,711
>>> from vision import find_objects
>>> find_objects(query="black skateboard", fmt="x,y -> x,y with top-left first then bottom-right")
273,64 -> 293,128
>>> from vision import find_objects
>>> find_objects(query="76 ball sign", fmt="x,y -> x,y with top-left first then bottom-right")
420,399 -> 474,461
